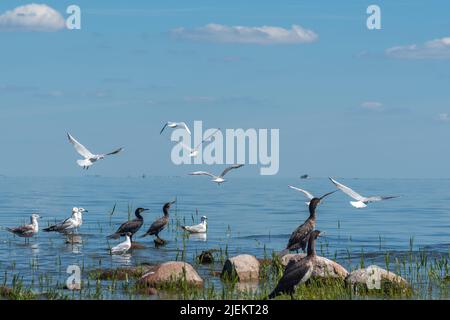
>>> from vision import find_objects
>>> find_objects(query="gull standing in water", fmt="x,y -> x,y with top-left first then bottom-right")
67,133 -> 123,170
107,208 -> 149,242
288,185 -> 315,206
329,177 -> 399,209
43,207 -> 84,233
160,121 -> 191,135
281,191 -> 335,254
189,164 -> 244,185
110,232 -> 132,255
269,230 -> 323,299
181,216 -> 207,234
142,201 -> 176,244
6,214 -> 40,239
178,129 -> 221,157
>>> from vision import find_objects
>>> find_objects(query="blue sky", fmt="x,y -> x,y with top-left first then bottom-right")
0,0 -> 449,178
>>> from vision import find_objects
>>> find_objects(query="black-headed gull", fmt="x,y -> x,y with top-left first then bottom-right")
160,121 -> 191,135
6,214 -> 40,238
181,216 -> 207,234
111,232 -> 132,255
178,128 -> 221,157
329,177 -> 398,208
189,164 -> 244,185
67,133 -> 123,170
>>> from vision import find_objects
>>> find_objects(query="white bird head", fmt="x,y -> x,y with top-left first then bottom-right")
31,213 -> 41,220
201,216 -> 207,222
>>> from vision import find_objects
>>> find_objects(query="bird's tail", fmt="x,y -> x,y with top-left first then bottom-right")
5,227 -> 14,234
43,226 -> 57,232
107,233 -> 120,239
180,226 -> 187,230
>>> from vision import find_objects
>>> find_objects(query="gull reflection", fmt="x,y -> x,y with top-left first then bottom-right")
188,233 -> 207,242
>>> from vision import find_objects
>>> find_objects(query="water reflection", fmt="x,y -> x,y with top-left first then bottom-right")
188,233 -> 207,242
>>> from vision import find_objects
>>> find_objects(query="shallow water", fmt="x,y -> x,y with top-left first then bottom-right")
0,176 -> 448,299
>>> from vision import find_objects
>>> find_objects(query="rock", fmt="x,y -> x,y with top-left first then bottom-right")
222,254 -> 260,281
281,254 -> 348,279
138,261 -> 203,287
346,265 -> 409,291
197,251 -> 214,264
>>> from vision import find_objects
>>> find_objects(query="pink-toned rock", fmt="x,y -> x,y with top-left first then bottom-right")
346,265 -> 409,290
281,254 -> 348,279
139,261 -> 203,287
222,254 -> 260,281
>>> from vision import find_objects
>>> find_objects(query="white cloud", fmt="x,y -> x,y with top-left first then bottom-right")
361,101 -> 383,111
171,23 -> 318,45
0,4 -> 65,32
438,113 -> 449,122
386,37 -> 450,59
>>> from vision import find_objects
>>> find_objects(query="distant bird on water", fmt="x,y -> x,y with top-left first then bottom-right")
329,177 -> 399,209
110,232 -> 132,255
181,216 -> 207,234
189,164 -> 244,185
142,201 -> 176,243
282,191 -> 335,254
6,214 -> 40,238
288,185 -> 315,206
67,133 -> 123,170
179,129 -> 221,157
160,121 -> 191,135
43,207 -> 85,233
268,230 -> 323,299
107,208 -> 149,242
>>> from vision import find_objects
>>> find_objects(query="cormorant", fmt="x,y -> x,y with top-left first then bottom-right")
283,191 -> 335,253
107,207 -> 148,242
269,230 -> 323,299
142,201 -> 175,243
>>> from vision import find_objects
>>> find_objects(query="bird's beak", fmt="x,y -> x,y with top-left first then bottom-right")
319,231 -> 326,237
319,190 -> 337,201
170,200 -> 177,205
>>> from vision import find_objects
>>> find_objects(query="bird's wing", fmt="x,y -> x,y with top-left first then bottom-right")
329,177 -> 366,201
112,242 -> 129,252
194,128 -> 221,150
180,122 -> 191,135
9,224 -> 34,234
366,195 -> 399,202
67,133 -> 94,159
179,142 -> 193,152
115,219 -> 142,234
160,123 -> 169,135
288,186 -> 314,200
287,220 -> 314,250
146,217 -> 166,235
219,164 -> 244,178
270,261 -> 312,297
184,223 -> 202,233
189,171 -> 216,178
104,147 -> 124,156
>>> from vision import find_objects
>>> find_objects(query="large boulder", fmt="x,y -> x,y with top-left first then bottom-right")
281,254 -> 348,279
138,261 -> 203,287
222,254 -> 260,281
346,265 -> 409,291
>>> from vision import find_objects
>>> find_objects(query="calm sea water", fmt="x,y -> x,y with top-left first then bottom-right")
0,176 -> 448,298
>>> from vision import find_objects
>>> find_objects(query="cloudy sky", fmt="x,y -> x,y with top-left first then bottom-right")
0,0 -> 449,178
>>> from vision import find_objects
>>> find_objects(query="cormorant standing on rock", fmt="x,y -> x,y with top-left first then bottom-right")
269,230 -> 323,299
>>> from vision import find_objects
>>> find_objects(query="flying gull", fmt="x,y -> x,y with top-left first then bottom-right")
178,129 -> 221,157
189,164 -> 244,185
67,133 -> 123,170
160,121 -> 191,135
288,185 -> 315,206
329,177 -> 399,208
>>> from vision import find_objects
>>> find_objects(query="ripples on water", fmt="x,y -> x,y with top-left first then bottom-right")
0,176 -> 448,298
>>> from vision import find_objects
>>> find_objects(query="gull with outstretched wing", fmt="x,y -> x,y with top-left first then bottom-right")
189,164 -> 244,185
160,121 -> 191,135
329,177 -> 399,208
67,133 -> 123,170
178,128 -> 221,157
288,185 -> 315,206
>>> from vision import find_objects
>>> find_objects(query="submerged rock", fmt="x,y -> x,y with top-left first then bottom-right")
281,253 -> 348,279
138,261 -> 203,288
346,265 -> 409,291
89,264 -> 157,280
222,254 -> 260,281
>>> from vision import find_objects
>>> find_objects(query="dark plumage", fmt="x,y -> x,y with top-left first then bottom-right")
285,191 -> 335,253
269,230 -> 323,299
107,208 -> 148,242
6,214 -> 40,238
142,201 -> 175,241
